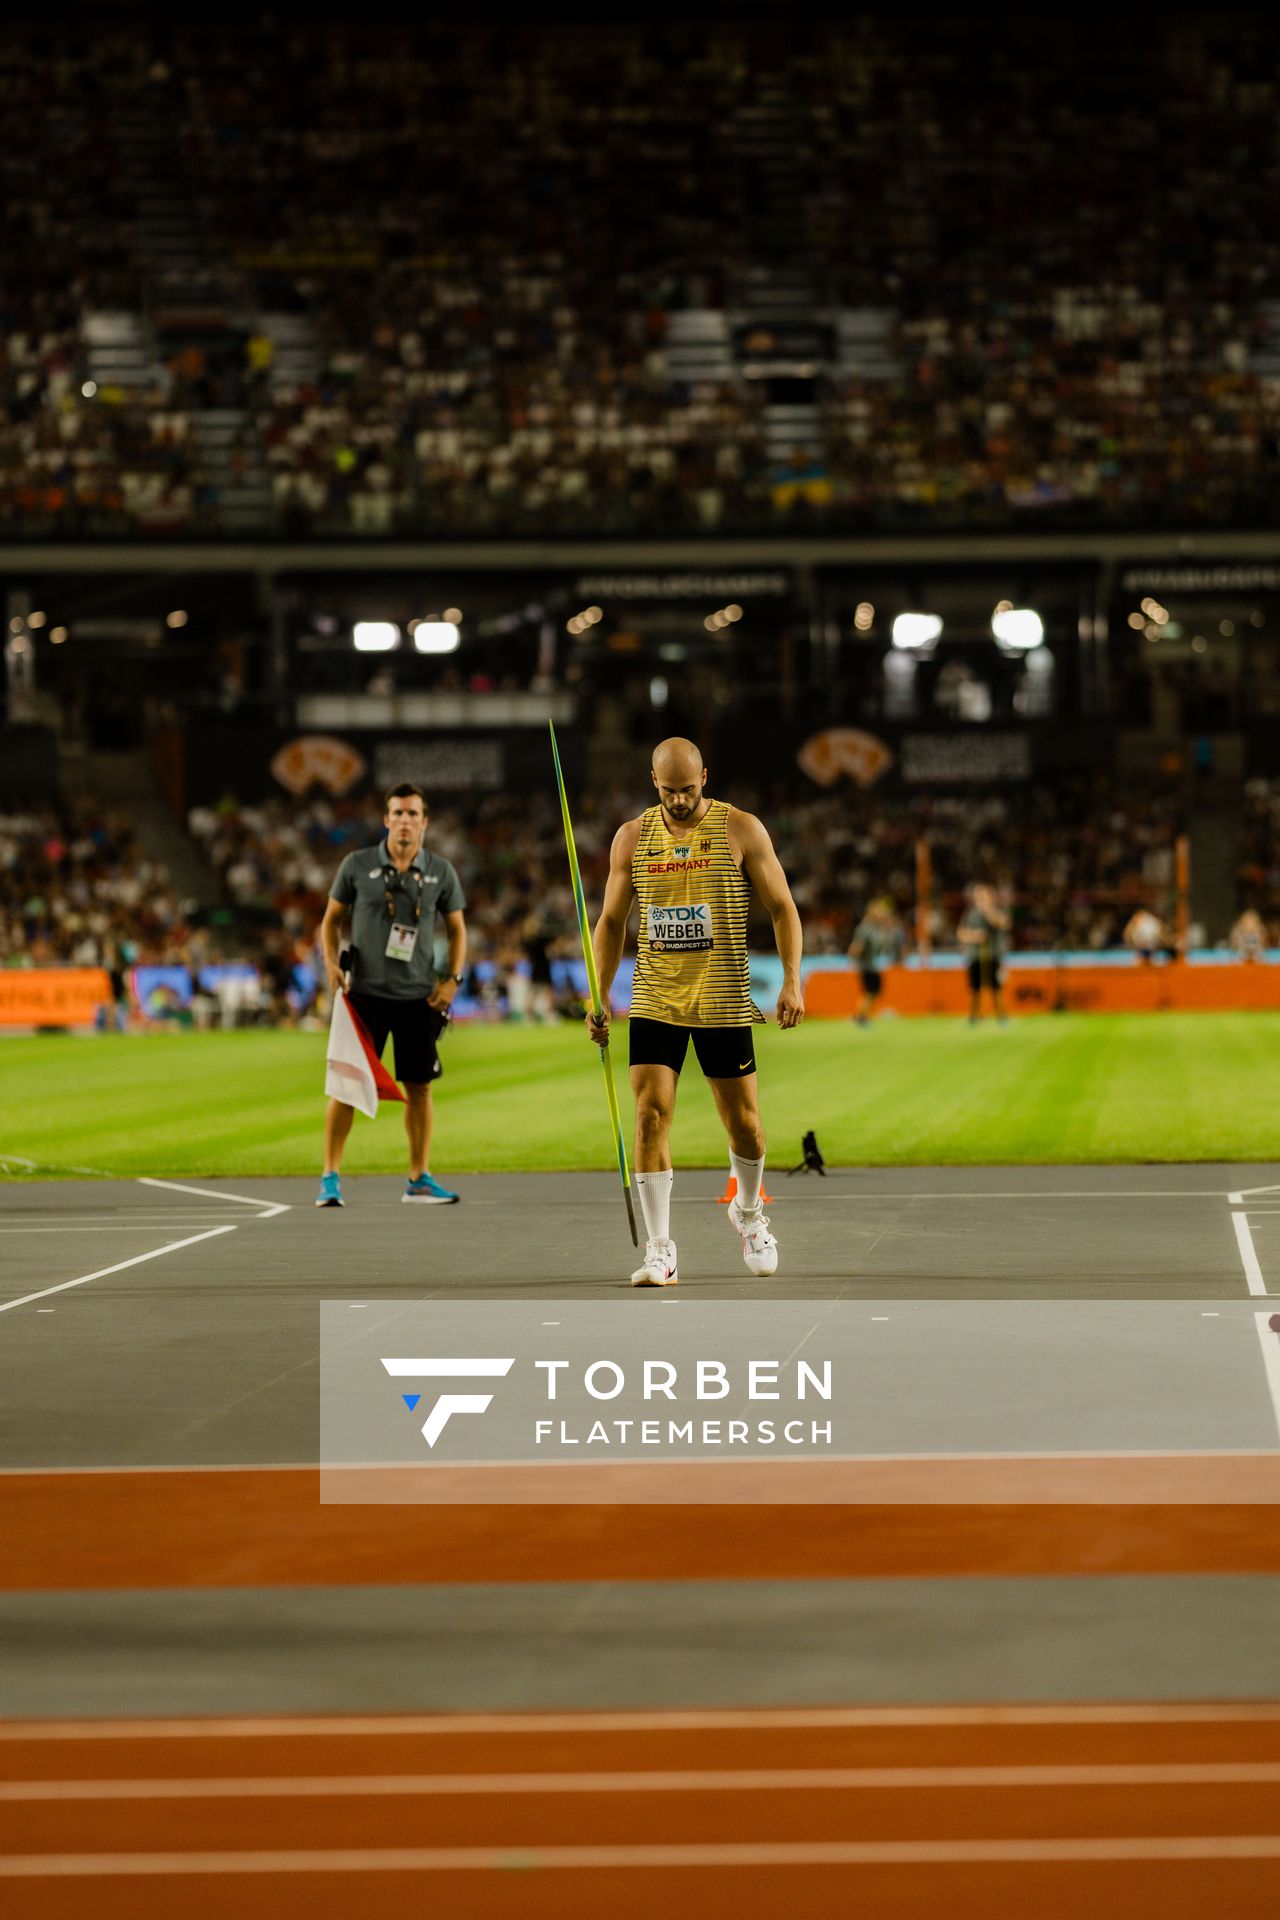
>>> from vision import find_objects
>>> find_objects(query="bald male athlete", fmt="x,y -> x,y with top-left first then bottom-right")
589,738 -> 804,1286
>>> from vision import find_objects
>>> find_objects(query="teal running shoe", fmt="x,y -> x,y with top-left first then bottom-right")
403,1171 -> 459,1205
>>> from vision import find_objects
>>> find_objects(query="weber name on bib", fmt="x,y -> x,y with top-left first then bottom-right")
647,902 -> 713,953
630,799 -> 760,1028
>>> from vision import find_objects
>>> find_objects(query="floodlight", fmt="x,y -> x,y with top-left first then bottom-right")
412,621 -> 460,654
353,621 -> 399,652
991,608 -> 1044,650
891,612 -> 943,650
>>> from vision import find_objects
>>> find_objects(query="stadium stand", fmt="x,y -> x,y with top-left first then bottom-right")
5,21 -> 1280,536
0,800 -> 190,968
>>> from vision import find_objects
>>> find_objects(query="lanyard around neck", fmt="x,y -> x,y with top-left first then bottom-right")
383,862 -> 424,924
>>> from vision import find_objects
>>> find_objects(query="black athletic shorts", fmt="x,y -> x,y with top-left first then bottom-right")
860,967 -> 882,997
629,1017 -> 756,1079
348,991 -> 445,1084
967,956 -> 1003,994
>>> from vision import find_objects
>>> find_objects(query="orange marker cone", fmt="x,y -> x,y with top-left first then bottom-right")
716,1175 -> 773,1205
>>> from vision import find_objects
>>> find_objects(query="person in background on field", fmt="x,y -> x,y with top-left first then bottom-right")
1229,908 -> 1267,962
957,882 -> 1011,1024
521,909 -> 560,1023
1122,905 -> 1172,964
848,897 -> 905,1026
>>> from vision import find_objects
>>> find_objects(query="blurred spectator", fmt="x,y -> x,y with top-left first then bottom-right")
1230,908 -> 1267,960
1123,906 -> 1174,962
957,882 -> 1011,1023
847,897 -> 905,1026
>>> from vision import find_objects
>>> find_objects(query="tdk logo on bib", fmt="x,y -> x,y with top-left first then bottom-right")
648,903 -> 714,953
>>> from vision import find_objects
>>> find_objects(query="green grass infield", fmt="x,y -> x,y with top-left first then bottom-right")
1,1012 -> 1279,1178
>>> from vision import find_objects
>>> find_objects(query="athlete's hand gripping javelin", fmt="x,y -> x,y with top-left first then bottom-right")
586,1002 -> 611,1045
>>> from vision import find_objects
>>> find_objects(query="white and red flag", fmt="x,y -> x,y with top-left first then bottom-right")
324,989 -> 406,1119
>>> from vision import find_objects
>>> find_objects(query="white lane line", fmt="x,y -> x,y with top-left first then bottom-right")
0,1227 -> 238,1315
8,1762 -> 1280,1802
0,1463 -> 319,1476
694,1191 -> 1236,1202
138,1177 -> 290,1221
1256,1312 -> 1280,1444
1,1446 -> 1276,1477
1229,1184 -> 1280,1201
0,1155 -> 113,1176
0,1212 -> 272,1222
7,1704 -> 1280,1743
1232,1212 -> 1270,1297
0,1222 -> 261,1236
4,1837 -> 1280,1876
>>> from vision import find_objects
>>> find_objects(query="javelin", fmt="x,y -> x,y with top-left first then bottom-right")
549,721 -> 638,1247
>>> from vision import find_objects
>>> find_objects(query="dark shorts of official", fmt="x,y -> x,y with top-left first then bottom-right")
860,967 -> 882,997
348,991 -> 445,1084
967,956 -> 1003,993
629,1016 -> 756,1080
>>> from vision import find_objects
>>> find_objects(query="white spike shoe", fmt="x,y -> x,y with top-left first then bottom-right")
728,1199 -> 778,1276
631,1238 -> 678,1287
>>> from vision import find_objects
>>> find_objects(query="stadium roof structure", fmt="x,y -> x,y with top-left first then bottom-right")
4,530 -> 1280,575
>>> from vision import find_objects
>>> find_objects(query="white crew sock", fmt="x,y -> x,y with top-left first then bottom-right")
730,1152 -> 765,1215
635,1170 -> 673,1244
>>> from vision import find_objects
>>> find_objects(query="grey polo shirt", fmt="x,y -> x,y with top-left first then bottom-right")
960,905 -> 1006,961
329,841 -> 466,1001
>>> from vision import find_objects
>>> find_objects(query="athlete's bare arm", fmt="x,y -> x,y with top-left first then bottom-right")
587,817 -> 643,1044
728,810 -> 805,1030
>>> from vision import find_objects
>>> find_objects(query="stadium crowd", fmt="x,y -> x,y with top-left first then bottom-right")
185,778 -> 1191,975
0,801 -> 188,972
5,23 -> 1280,536
13,767 -> 1280,1028
1238,777 -> 1280,932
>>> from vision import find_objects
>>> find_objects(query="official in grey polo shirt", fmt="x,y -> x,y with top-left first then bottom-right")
317,782 -> 467,1208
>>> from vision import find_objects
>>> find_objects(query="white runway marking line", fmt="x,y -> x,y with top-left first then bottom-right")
7,1761 -> 1280,1803
4,1837 -> 1280,1876
1,1444 -> 1275,1478
0,1228 -> 238,1315
1255,1312 -> 1280,1443
685,1191 -> 1237,1202
0,1211 -> 274,1221
0,1154 -> 113,1177
0,1218 -> 267,1235
138,1177 -> 290,1221
1231,1212 -> 1270,1296
7,1704 -> 1280,1742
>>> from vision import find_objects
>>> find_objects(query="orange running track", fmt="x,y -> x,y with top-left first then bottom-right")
2,1708 -> 1280,1919
4,1465 -> 1280,1589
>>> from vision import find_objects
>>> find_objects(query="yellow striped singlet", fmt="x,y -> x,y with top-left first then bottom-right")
630,799 -> 761,1027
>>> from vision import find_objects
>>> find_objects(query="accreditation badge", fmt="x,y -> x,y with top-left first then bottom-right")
386,923 -> 419,962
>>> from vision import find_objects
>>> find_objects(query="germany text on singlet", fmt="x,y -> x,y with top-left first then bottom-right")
629,800 -> 761,1027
